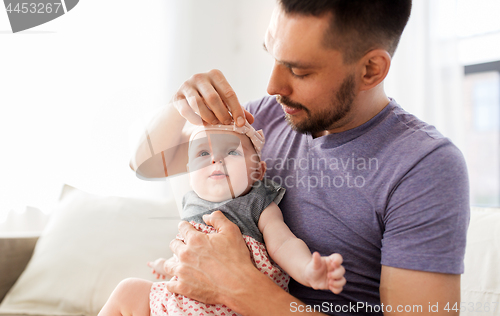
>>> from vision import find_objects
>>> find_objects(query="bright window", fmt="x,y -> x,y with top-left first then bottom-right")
463,64 -> 500,206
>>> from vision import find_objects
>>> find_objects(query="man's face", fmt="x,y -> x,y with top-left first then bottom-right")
264,7 -> 359,134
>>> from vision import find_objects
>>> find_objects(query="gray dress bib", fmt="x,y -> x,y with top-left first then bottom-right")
181,178 -> 285,243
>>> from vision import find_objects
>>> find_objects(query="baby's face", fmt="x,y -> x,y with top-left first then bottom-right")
188,130 -> 263,202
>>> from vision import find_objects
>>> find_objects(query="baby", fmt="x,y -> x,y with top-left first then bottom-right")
99,123 -> 345,316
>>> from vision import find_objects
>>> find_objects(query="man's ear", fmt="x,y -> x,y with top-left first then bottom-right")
255,160 -> 267,181
358,49 -> 391,91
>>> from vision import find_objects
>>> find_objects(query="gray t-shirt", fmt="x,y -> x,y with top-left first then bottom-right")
247,96 -> 470,315
182,178 -> 286,243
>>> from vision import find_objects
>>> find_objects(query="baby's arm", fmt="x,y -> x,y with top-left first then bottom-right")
258,202 -> 346,293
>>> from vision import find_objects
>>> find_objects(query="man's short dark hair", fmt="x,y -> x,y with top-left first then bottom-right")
278,0 -> 412,64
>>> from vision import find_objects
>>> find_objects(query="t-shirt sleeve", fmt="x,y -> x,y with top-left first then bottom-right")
244,97 -> 263,115
244,96 -> 275,117
381,141 -> 470,274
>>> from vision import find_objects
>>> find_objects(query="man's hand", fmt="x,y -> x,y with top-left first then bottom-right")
165,211 -> 255,305
304,252 -> 346,294
172,69 -> 254,127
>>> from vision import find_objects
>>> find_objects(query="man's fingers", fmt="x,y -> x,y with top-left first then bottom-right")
243,109 -> 255,124
163,252 -> 180,276
197,82 -> 232,125
176,79 -> 221,125
208,69 -> 244,126
176,70 -> 249,126
202,210 -> 227,227
166,279 -> 195,299
172,97 -> 204,126
186,95 -> 219,125
202,210 -> 240,235
177,220 -> 198,239
169,237 -> 187,257
176,220 -> 210,249
166,279 -> 181,295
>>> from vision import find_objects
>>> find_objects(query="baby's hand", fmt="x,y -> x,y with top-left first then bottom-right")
304,252 -> 346,294
147,258 -> 168,280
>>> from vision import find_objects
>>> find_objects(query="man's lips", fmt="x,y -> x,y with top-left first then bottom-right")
276,95 -> 305,115
281,104 -> 303,115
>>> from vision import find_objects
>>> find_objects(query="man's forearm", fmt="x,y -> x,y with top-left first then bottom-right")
225,264 -> 324,316
130,102 -> 189,178
380,266 -> 460,315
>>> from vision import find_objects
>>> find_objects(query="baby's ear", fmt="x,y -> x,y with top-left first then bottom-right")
256,160 -> 267,181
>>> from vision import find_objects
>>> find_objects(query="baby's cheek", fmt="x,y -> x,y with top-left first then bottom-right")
228,167 -> 249,188
189,170 -> 206,192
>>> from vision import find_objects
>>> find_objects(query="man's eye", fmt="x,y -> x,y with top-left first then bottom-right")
290,68 -> 309,79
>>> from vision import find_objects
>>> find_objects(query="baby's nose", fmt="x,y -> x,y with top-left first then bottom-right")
211,156 -> 224,164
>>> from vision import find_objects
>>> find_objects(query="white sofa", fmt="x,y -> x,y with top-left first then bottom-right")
0,185 -> 180,316
0,185 -> 499,316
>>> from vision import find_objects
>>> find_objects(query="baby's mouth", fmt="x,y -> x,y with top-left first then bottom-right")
209,170 -> 228,179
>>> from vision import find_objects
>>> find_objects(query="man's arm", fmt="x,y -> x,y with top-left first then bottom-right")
166,211 -> 325,316
379,141 -> 468,315
130,103 -> 191,179
380,265 -> 460,315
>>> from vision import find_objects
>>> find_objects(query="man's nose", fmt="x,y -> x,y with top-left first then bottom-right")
267,62 -> 292,96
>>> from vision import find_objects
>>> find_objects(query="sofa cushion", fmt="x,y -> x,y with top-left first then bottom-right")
460,206 -> 500,316
0,185 -> 180,316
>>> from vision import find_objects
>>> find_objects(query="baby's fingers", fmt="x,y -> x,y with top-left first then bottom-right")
312,252 -> 323,270
328,263 -> 345,279
327,253 -> 343,267
154,273 -> 166,280
329,276 -> 346,294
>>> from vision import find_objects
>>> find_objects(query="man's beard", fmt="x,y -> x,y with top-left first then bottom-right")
276,73 -> 356,134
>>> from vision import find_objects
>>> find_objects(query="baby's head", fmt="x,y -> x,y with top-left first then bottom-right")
187,123 -> 266,202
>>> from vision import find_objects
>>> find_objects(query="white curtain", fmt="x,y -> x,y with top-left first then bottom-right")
385,0 -> 465,152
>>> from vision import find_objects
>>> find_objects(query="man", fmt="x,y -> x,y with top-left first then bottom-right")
131,0 -> 469,315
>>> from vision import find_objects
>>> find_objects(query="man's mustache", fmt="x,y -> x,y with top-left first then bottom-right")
276,95 -> 308,112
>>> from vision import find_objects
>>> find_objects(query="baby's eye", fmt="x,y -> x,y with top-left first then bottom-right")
228,150 -> 241,156
198,151 -> 210,157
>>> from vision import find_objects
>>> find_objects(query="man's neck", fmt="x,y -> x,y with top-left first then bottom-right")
312,88 -> 390,138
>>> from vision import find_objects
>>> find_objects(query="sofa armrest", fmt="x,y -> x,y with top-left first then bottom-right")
0,236 -> 39,303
